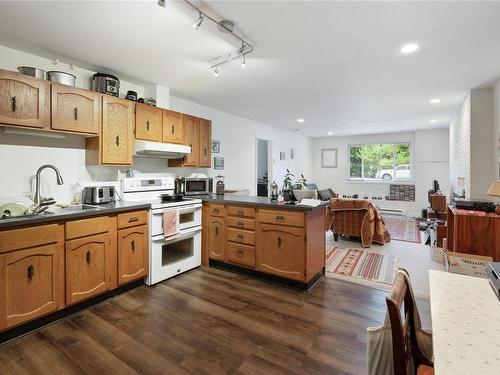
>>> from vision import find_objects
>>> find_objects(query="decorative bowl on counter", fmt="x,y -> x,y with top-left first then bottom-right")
292,189 -> 315,202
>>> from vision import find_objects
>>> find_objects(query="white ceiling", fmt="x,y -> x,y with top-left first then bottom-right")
1,1 -> 500,137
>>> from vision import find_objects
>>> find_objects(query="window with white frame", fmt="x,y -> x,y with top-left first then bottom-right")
348,143 -> 411,182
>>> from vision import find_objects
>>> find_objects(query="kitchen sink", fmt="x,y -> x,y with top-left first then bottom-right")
49,204 -> 102,212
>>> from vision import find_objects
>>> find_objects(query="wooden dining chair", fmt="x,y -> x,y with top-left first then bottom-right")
386,270 -> 434,375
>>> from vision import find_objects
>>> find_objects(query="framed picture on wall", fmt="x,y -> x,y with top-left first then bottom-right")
279,151 -> 286,161
321,148 -> 338,168
212,140 -> 220,153
290,148 -> 295,159
214,157 -> 224,170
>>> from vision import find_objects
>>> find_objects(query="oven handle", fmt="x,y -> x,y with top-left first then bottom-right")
177,204 -> 202,214
151,226 -> 201,244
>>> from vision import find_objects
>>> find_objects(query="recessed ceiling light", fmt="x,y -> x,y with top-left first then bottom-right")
430,98 -> 441,104
400,43 -> 419,54
430,119 -> 438,124
327,131 -> 333,135
297,118 -> 305,123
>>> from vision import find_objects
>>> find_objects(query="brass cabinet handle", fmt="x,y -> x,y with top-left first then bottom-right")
128,217 -> 139,223
171,125 -> 175,134
237,210 -> 244,215
237,221 -> 244,226
146,120 -> 150,131
73,107 -> 78,120
86,250 -> 92,264
278,236 -> 282,247
237,234 -> 244,239
115,135 -> 120,146
204,148 -> 207,155
11,96 -> 16,112
131,240 -> 135,253
236,249 -> 244,257
276,215 -> 285,221
27,265 -> 34,280
215,226 -> 219,235
213,208 -> 219,213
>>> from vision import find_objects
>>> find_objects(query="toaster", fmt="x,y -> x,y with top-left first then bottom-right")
82,186 -> 115,204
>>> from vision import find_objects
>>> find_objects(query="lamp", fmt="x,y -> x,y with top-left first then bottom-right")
486,180 -> 500,214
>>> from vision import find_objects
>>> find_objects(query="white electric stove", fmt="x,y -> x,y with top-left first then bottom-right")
121,177 -> 202,285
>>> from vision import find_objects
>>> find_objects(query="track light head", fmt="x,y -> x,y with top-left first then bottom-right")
157,0 -> 166,8
241,54 -> 246,68
238,42 -> 246,54
193,13 -> 204,30
213,65 -> 220,77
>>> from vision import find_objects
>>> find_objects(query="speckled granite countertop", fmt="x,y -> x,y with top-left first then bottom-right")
200,194 -> 329,211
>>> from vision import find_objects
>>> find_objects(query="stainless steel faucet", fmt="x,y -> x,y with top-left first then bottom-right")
33,164 -> 64,204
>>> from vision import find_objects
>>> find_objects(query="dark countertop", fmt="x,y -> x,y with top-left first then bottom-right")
0,201 -> 151,229
200,194 -> 329,211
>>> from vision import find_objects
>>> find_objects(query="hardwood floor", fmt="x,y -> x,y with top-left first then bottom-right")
0,266 -> 430,375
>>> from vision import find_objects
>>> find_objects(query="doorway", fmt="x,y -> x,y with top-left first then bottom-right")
256,138 -> 272,197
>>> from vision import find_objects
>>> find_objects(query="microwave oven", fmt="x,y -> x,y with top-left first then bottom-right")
184,177 -> 213,196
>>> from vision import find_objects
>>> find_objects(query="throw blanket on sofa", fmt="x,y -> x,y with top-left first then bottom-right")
329,198 -> 391,247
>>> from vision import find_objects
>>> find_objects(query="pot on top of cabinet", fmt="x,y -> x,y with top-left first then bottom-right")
47,71 -> 76,87
92,72 -> 120,97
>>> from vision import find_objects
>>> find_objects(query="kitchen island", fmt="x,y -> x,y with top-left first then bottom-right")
201,195 -> 328,289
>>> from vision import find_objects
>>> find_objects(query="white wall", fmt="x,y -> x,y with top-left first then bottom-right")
169,96 -> 313,195
311,129 -> 449,217
0,44 -> 312,203
494,80 -> 500,180
449,93 -> 471,197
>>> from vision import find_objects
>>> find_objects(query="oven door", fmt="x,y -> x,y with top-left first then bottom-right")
146,226 -> 201,285
151,204 -> 201,237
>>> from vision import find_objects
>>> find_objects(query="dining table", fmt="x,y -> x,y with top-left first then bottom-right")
429,270 -> 500,375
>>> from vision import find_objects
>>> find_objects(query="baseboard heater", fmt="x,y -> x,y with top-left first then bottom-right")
377,207 -> 407,216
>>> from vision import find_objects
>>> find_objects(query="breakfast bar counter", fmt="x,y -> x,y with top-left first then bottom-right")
201,195 -> 327,289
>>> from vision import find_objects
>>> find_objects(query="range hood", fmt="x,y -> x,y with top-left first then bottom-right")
133,140 -> 191,159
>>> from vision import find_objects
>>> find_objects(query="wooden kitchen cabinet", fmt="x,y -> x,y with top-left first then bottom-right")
256,223 -> 305,281
86,95 -> 134,165
0,69 -> 50,129
51,83 -> 99,134
0,223 -> 64,331
183,114 -> 200,166
118,225 -> 148,285
135,103 -> 162,142
65,232 -> 111,305
208,216 -> 225,261
199,118 -> 212,167
162,109 -> 184,144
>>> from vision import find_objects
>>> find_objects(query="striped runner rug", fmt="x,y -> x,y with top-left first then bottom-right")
326,248 -> 398,285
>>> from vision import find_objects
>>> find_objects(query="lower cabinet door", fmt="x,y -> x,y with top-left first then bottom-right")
0,244 -> 64,330
256,224 -> 305,281
65,233 -> 110,305
118,225 -> 148,285
208,217 -> 225,260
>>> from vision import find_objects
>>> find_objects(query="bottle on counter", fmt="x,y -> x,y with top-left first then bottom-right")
270,181 -> 278,201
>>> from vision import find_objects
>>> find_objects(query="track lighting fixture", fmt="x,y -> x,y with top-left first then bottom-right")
240,54 -> 246,68
157,0 -> 166,8
213,65 -> 220,77
238,42 -> 247,54
193,12 -> 204,30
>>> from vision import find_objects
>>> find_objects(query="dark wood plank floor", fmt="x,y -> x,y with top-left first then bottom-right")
0,267 -> 430,375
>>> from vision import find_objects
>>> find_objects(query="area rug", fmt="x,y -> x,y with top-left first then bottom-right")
326,248 -> 398,286
383,216 -> 421,243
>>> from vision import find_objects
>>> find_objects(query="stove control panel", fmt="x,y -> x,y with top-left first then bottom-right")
122,177 -> 174,192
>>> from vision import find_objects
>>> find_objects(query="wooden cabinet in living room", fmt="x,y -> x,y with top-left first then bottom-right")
256,223 -> 305,281
135,103 -> 162,142
86,95 -> 134,166
199,118 -> 212,167
0,223 -> 65,331
0,69 -> 50,129
208,216 -> 225,261
118,224 -> 148,285
162,109 -> 184,144
51,83 -> 99,134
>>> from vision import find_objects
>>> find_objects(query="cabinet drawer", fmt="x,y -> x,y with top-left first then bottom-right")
257,209 -> 304,227
66,216 -> 110,240
117,210 -> 148,229
227,205 -> 256,218
227,217 -> 256,231
208,204 -> 225,217
225,242 -> 255,268
227,228 -> 255,245
0,223 -> 62,253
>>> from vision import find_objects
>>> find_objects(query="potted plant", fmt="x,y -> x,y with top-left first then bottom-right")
282,169 -> 295,201
294,174 -> 308,190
